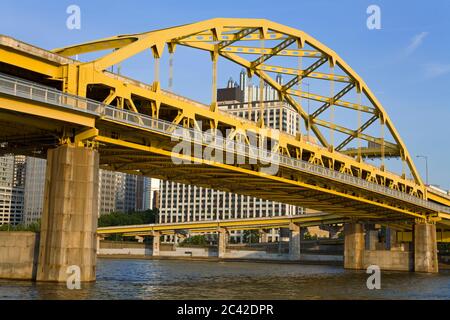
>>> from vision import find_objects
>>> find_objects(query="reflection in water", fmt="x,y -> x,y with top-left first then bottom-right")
0,258 -> 449,300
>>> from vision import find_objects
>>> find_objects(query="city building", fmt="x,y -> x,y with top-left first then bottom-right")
23,157 -> 46,225
0,156 -> 151,225
0,155 -> 26,226
158,71 -> 304,243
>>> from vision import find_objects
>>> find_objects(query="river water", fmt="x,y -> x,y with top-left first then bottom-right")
0,258 -> 449,300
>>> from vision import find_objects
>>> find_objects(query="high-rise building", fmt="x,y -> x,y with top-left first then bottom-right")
0,156 -> 149,224
98,170 -> 146,215
0,155 -> 26,225
144,179 -> 160,211
158,72 -> 304,243
23,157 -> 46,225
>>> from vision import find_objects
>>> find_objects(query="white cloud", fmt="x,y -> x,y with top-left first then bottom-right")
423,63 -> 450,78
405,32 -> 429,55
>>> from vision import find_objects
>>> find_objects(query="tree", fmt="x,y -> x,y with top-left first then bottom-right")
97,209 -> 158,242
243,230 -> 260,243
98,209 -> 158,227
180,235 -> 208,247
0,220 -> 41,232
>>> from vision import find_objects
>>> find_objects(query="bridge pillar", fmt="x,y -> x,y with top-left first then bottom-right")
385,227 -> 397,250
152,232 -> 160,256
96,235 -> 105,255
344,223 -> 365,270
365,225 -> 379,251
289,223 -> 301,261
414,222 -> 438,273
259,229 -> 268,243
37,145 -> 99,282
218,228 -> 227,259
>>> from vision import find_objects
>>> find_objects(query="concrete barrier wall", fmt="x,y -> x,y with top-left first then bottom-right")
161,247 -> 216,258
363,250 -> 413,271
99,248 -> 153,256
98,244 -> 343,263
0,232 -> 39,280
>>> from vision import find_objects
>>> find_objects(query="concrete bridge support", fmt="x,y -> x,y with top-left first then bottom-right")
365,225 -> 379,251
218,228 -> 227,259
259,229 -> 268,243
344,223 -> 365,270
152,232 -> 161,257
414,222 -> 438,273
289,223 -> 301,261
96,235 -> 105,255
37,145 -> 99,282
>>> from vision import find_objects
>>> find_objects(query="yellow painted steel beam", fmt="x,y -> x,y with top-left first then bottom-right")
220,46 -> 323,57
259,65 -> 351,83
0,48 -> 62,78
0,95 -> 95,128
97,213 -> 346,235
52,36 -> 140,57
288,88 -> 375,113
181,31 -> 287,42
93,135 -> 430,219
397,231 -> 450,243
313,118 -> 397,150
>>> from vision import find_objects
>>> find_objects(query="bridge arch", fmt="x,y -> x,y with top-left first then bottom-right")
52,18 -> 423,188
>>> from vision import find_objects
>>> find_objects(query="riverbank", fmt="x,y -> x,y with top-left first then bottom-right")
97,254 -> 344,266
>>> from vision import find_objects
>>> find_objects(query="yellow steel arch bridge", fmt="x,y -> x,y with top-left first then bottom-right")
0,18 -> 449,232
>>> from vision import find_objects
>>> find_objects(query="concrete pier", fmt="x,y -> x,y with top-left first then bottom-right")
288,223 -> 301,261
152,232 -> 161,256
365,228 -> 379,251
36,145 -> 99,282
344,223 -> 365,270
414,222 -> 438,273
259,229 -> 268,243
218,228 -> 227,258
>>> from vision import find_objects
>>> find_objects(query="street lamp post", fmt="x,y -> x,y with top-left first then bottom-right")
416,155 -> 429,185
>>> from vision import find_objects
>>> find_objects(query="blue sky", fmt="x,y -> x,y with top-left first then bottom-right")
1,0 -> 449,189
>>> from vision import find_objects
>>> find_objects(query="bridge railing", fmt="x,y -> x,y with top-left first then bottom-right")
1,72 -> 449,214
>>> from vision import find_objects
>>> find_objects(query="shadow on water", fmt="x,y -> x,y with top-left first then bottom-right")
1,258 -> 449,300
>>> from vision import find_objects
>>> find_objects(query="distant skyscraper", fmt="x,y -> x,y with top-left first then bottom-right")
98,170 -> 143,216
0,155 -> 26,225
23,157 -> 46,225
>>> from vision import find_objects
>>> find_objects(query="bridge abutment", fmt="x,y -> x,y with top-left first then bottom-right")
414,222 -> 438,273
36,145 -> 99,282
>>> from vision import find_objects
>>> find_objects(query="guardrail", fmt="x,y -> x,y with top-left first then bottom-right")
1,72 -> 449,215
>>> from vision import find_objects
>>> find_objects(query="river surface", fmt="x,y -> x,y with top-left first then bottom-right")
0,258 -> 449,300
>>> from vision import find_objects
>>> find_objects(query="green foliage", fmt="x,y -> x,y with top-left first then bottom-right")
98,209 -> 158,242
0,220 -> 41,232
243,230 -> 260,243
98,209 -> 158,227
303,232 -> 318,240
180,235 -> 208,247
